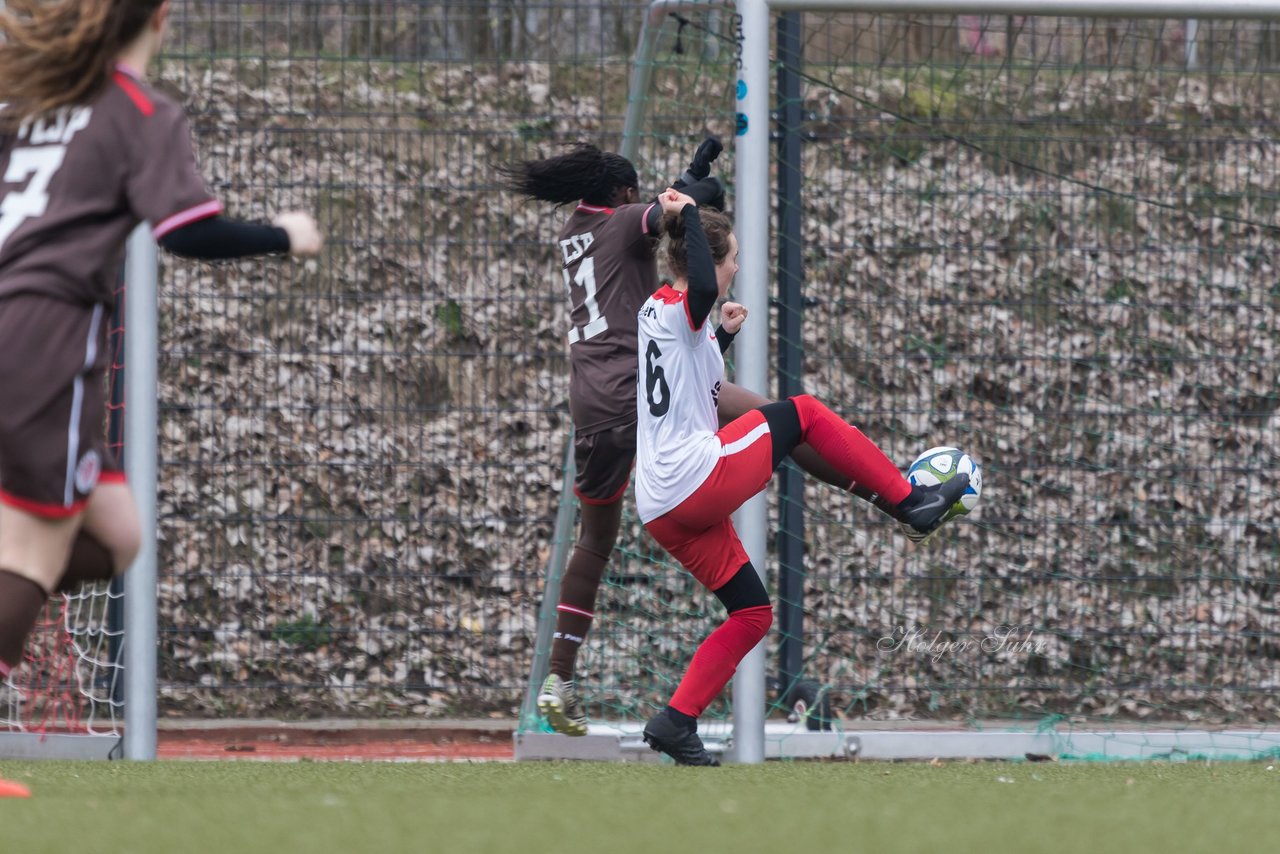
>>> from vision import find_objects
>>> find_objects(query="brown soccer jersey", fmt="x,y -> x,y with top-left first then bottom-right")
559,201 -> 660,435
0,66 -> 219,306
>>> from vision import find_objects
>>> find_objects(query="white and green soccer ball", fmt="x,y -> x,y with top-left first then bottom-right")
906,446 -> 983,522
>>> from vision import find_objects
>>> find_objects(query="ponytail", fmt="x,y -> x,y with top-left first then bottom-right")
0,0 -> 166,130
663,207 -> 734,279
501,143 -> 638,207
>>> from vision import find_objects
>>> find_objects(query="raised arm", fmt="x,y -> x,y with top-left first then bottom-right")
654,189 -> 717,331
645,177 -> 723,234
645,136 -> 726,233
681,205 -> 718,330
714,303 -> 747,354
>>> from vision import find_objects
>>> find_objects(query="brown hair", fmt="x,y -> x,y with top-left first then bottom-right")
0,0 -> 166,129
662,207 -> 734,280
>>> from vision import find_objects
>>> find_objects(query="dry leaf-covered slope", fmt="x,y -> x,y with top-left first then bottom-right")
149,61 -> 1277,722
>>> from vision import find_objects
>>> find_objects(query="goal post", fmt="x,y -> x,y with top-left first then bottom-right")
122,225 -> 160,761
0,226 -> 157,762
520,0 -> 1280,763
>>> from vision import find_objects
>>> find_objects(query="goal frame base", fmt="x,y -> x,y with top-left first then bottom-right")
515,721 -> 1280,762
0,733 -> 122,760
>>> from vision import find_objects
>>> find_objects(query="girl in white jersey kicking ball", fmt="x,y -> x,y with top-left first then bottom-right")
635,189 -> 969,765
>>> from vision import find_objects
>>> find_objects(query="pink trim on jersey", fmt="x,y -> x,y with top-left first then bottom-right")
98,471 -> 128,485
0,488 -> 86,519
556,604 -> 595,619
576,203 -> 614,214
152,200 -> 224,239
641,202 -> 656,234
112,70 -> 154,116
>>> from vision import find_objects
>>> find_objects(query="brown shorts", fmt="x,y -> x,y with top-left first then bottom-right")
0,295 -> 121,518
573,421 -> 636,505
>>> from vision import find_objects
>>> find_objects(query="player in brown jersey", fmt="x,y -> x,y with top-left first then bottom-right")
0,3 -> 323,793
505,142 -> 904,737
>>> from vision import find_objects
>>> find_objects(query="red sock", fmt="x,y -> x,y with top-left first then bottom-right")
790,394 -> 911,504
669,605 -> 773,718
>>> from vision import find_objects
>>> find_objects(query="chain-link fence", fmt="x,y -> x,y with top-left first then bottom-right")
537,8 -> 1280,736
143,3 -> 1280,726
150,0 -> 682,717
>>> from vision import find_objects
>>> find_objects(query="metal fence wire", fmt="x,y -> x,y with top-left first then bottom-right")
153,0 -> 666,716
148,2 -> 1279,723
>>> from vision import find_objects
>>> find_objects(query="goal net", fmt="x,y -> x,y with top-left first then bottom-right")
521,3 -> 1280,761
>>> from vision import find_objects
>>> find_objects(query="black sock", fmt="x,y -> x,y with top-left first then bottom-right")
665,705 -> 698,732
0,569 -> 49,673
56,531 -> 116,593
856,481 -> 912,523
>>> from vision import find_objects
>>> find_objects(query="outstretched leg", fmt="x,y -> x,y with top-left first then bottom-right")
788,394 -> 969,537
718,382 -> 915,517
704,395 -> 968,539
719,381 -> 850,490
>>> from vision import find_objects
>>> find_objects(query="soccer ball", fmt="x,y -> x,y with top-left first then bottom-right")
906,446 -> 982,522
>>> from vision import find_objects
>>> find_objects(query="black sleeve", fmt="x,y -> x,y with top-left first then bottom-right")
714,324 -> 737,354
645,177 -> 726,234
683,205 -> 718,330
683,177 -> 725,211
158,215 -> 290,260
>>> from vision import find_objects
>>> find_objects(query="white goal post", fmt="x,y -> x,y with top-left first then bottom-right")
122,226 -> 160,761
527,0 -> 1280,765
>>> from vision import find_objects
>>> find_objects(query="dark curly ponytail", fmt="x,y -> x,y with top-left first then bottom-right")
500,143 -> 639,207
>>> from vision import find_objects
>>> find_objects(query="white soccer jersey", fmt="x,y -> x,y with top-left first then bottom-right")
635,284 -> 725,522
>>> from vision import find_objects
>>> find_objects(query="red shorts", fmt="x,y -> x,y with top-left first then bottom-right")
0,295 -> 123,518
644,410 -> 776,590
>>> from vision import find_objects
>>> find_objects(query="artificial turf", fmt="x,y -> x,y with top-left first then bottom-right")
3,759 -> 1279,854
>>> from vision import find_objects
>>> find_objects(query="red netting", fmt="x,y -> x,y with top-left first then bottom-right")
10,601 -> 87,734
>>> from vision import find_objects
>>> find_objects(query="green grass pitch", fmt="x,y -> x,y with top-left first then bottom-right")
3,760 -> 1279,853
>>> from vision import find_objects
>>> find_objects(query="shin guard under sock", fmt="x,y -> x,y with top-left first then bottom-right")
669,605 -> 773,718
790,394 -> 911,505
